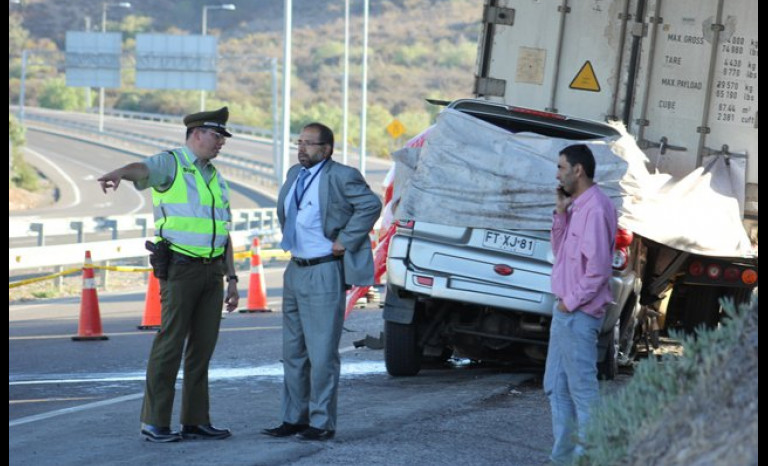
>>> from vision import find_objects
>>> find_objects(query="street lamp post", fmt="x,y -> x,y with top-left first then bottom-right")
84,16 -> 92,109
281,0 -> 293,185
99,1 -> 131,132
342,0 -> 350,165
359,0 -> 369,176
200,4 -> 235,111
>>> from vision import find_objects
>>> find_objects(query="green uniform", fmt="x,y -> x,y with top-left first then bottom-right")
137,147 -> 231,427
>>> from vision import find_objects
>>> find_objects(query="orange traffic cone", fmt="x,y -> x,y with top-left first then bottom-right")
138,272 -> 162,330
240,237 -> 271,313
72,251 -> 108,341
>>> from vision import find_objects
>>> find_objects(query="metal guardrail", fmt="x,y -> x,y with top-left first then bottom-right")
23,112 -> 277,184
10,207 -> 279,244
9,207 -> 281,271
9,227 -> 283,272
99,108 -> 279,140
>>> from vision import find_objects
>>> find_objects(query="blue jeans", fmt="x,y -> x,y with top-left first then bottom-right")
543,306 -> 604,464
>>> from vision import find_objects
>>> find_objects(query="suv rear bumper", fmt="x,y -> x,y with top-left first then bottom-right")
386,254 -> 635,335
388,261 -> 557,317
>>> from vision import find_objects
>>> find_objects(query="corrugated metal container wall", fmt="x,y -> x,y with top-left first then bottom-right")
475,0 -> 757,219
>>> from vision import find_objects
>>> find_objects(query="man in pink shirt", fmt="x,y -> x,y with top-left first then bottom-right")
545,144 -> 617,464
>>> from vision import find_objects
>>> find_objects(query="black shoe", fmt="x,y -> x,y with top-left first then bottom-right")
141,424 -> 182,443
296,427 -> 335,441
261,422 -> 309,437
180,424 -> 232,440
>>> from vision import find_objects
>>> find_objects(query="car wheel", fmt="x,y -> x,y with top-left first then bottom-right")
385,320 -> 422,376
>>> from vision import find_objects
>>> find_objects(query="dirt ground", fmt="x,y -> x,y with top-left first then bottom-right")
9,186 -> 54,211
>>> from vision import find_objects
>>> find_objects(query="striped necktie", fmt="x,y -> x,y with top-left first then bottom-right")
280,168 -> 310,251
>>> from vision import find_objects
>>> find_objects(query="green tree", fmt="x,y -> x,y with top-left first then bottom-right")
9,113 -> 37,191
119,15 -> 154,41
435,38 -> 476,68
9,113 -> 26,147
38,78 -> 87,111
9,14 -> 29,57
393,43 -> 431,66
397,109 -> 433,141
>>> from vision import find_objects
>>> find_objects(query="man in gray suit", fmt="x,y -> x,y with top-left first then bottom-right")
262,122 -> 381,441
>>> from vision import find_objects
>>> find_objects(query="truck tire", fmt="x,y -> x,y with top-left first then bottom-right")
597,322 -> 619,381
385,320 -> 422,376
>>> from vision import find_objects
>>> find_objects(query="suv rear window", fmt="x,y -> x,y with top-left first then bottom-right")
449,100 -> 620,140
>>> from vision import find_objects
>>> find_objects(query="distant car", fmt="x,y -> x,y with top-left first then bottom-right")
383,99 -> 640,379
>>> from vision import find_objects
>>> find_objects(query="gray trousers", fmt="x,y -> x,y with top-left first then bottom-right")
281,260 -> 346,431
141,258 -> 225,427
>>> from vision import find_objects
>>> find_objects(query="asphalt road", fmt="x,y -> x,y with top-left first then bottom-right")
9,109 -> 638,465
8,271 -> 563,466
19,107 -> 393,189
10,127 -> 275,248
11,108 -> 392,249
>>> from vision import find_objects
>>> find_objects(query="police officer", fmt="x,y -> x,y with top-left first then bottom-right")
98,107 -> 239,443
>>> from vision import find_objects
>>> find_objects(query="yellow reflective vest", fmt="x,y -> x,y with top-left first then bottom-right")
152,148 -> 230,258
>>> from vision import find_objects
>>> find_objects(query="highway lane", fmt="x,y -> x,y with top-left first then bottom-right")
21,106 -> 393,189
11,108 -> 393,250
9,285 -> 546,465
10,128 -> 275,248
12,130 -> 152,220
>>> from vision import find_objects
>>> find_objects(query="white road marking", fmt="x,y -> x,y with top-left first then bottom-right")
24,147 -> 81,208
9,358 -> 384,427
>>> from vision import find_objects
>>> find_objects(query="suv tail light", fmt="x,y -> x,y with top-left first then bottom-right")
612,250 -> 628,270
395,219 -> 415,230
612,229 -> 633,271
615,229 -> 633,249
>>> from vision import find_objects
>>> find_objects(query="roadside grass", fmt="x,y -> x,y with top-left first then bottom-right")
581,294 -> 758,465
9,270 -> 147,303
9,113 -> 40,191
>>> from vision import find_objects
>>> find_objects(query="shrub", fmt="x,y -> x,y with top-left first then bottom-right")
581,295 -> 758,465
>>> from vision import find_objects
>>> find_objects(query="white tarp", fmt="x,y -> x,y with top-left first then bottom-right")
393,108 -> 753,258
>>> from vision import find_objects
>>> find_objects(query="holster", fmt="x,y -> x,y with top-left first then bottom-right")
146,240 -> 171,279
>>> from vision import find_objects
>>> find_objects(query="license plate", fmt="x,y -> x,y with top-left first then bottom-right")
482,230 -> 535,256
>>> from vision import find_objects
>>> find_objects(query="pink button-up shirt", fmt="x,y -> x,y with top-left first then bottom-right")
550,184 -> 617,318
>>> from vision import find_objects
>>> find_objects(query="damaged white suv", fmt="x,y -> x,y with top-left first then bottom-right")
383,99 -> 640,378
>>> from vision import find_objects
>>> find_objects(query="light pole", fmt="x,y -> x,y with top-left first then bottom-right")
200,3 -> 235,111
281,0 -> 293,185
359,0 -> 369,176
84,16 -> 92,109
342,0 -> 350,165
99,1 -> 131,132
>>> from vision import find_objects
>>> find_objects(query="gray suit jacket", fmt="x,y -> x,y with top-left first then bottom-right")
277,159 -> 382,286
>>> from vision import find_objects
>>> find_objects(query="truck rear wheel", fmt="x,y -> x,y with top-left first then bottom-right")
385,320 -> 422,376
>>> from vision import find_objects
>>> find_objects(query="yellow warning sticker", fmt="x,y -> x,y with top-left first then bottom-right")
569,61 -> 601,92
